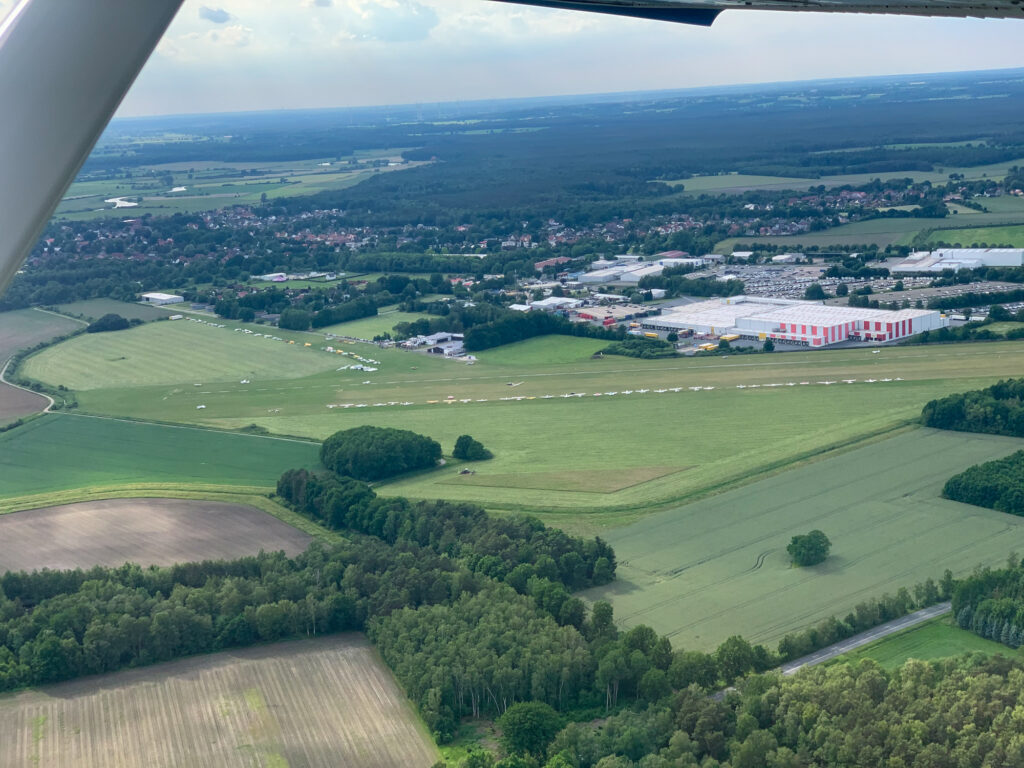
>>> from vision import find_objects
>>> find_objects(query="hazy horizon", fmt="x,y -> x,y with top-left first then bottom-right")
4,0 -> 1024,118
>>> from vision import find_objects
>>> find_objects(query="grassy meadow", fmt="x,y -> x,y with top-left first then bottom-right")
20,326 -> 1024,517
53,298 -> 174,322
925,224 -> 1024,247
583,428 -> 1024,651
837,616 -> 1023,670
672,156 -> 1024,196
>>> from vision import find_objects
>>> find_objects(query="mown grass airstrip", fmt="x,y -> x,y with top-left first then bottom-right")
20,325 -> 1024,518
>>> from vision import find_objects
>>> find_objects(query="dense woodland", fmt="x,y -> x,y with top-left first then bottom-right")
319,425 -> 442,481
922,378 -> 1024,437
943,450 -> 1024,515
529,655 -> 1024,768
276,469 -> 615,592
954,561 -> 1024,648
464,314 -> 625,352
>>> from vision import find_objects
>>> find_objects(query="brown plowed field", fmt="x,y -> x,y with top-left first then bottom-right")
0,635 -> 440,768
0,498 -> 312,572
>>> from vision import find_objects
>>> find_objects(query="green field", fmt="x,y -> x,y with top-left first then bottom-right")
53,299 -> 173,322
672,156 -> 1024,197
320,310 -> 435,340
21,320 -> 356,389
583,428 -> 1024,650
985,322 -> 1024,336
717,208 -> 1024,251
0,414 -> 320,500
925,224 -> 1024,247
840,616 -> 1023,670
55,150 -> 422,221
25,325 -> 1024,518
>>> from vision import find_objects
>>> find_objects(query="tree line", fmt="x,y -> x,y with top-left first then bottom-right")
638,272 -> 745,299
954,559 -> 1024,647
922,377 -> 1024,437
276,468 -> 615,593
600,338 -> 676,359
943,449 -> 1024,516
464,313 -> 625,352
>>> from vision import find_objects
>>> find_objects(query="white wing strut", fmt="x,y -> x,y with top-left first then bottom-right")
0,0 -> 183,296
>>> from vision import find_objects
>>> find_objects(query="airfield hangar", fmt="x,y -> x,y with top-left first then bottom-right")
640,296 -> 947,347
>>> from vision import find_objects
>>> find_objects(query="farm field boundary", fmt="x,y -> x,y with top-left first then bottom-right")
583,428 -> 1024,651
0,634 -> 440,768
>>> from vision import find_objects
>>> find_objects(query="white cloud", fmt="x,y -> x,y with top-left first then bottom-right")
198,6 -> 231,24
207,23 -> 253,47
123,0 -> 1024,117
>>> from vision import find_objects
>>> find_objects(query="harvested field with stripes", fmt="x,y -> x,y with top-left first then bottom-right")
0,498 -> 313,572
0,635 -> 440,768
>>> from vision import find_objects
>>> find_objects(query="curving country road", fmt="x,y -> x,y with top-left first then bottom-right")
779,601 -> 952,675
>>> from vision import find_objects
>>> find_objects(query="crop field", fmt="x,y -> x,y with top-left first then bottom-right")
925,224 -> 1024,247
28,331 -> 1024,517
53,299 -> 173,322
582,428 -> 1024,651
838,616 -> 1022,670
0,308 -> 84,424
0,308 -> 83,362
54,150 -> 423,221
0,498 -> 313,572
0,635 -> 440,768
671,156 -> 1024,197
0,414 -> 320,501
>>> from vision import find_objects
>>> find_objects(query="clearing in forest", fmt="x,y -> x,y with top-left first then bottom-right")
0,635 -> 440,768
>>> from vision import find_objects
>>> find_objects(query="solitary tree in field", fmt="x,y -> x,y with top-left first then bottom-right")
787,530 -> 831,567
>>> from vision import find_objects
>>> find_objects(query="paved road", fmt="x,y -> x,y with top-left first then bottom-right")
779,601 -> 952,675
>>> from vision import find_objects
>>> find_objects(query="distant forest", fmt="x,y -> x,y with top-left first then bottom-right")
88,69 -> 1024,229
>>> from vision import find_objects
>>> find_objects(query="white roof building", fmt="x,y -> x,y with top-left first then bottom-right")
529,297 -> 583,311
579,267 -> 629,284
619,265 -> 665,283
141,292 -> 184,305
892,248 -> 1024,273
640,297 -> 945,347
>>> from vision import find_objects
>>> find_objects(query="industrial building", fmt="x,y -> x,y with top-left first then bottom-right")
892,248 -> 1024,273
141,292 -> 184,305
640,297 -> 946,347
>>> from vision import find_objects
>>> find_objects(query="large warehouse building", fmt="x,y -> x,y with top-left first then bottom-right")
892,248 -> 1024,273
641,297 -> 947,347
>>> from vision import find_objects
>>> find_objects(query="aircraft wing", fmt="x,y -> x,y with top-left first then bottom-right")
491,0 -> 1024,26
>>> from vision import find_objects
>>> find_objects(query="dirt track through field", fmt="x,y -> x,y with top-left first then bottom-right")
0,635 -> 440,768
0,498 -> 313,572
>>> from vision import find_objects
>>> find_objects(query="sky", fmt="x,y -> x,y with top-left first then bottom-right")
4,0 -> 1024,116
